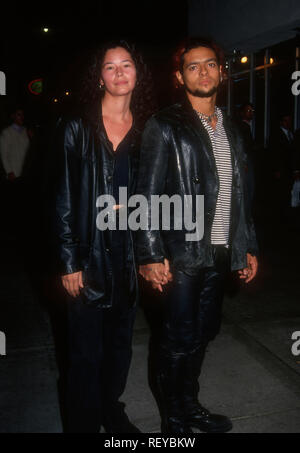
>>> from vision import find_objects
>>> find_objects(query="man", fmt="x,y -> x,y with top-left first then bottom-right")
237,102 -> 256,209
270,114 -> 295,217
137,38 -> 258,434
0,108 -> 29,181
238,102 -> 255,153
0,107 -> 30,234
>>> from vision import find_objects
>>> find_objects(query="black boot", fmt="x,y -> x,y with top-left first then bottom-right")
103,402 -> 141,433
185,403 -> 232,433
157,351 -> 193,434
183,345 -> 232,433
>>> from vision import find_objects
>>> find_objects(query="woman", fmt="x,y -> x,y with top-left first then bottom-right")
52,40 -> 155,433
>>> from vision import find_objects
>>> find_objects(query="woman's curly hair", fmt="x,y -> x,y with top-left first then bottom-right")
79,40 -> 157,129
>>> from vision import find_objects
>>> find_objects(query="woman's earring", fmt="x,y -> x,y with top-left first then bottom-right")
99,83 -> 105,91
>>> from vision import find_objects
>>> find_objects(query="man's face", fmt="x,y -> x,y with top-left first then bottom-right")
12,110 -> 24,126
281,115 -> 292,130
242,105 -> 254,122
176,46 -> 222,98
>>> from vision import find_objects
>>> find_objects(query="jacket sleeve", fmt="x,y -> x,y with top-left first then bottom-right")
136,116 -> 169,265
51,119 -> 82,275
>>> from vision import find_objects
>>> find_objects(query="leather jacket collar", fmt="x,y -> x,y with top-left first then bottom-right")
178,95 -> 243,178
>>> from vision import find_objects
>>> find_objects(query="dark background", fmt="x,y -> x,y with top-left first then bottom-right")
0,1 -> 298,137
0,1 -> 189,127
0,2 -> 300,434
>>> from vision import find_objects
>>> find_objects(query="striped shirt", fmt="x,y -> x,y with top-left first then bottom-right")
196,107 -> 232,245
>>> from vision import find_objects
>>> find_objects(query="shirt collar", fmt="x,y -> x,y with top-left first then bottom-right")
215,107 -> 223,129
198,106 -> 223,131
11,123 -> 24,133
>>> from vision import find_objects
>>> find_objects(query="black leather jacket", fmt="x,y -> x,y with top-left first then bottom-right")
136,99 -> 258,275
52,115 -> 140,308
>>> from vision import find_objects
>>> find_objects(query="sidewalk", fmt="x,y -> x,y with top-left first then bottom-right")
0,220 -> 299,433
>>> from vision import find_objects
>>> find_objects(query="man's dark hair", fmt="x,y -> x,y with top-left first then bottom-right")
173,37 -> 225,74
279,112 -> 292,122
79,39 -> 156,128
9,104 -> 24,117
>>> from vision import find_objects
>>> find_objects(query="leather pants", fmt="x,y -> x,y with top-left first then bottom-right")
157,245 -> 231,420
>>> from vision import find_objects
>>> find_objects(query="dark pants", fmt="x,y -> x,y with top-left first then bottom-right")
66,252 -> 136,433
161,245 -> 230,354
157,245 -> 230,418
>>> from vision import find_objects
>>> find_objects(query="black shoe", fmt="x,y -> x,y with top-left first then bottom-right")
161,417 -> 193,434
103,411 -> 141,433
186,405 -> 232,433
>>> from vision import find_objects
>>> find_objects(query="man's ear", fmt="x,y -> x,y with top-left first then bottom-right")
175,70 -> 184,87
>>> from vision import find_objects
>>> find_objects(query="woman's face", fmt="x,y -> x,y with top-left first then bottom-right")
100,47 -> 137,97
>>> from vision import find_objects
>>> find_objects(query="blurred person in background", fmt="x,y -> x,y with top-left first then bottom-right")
0,107 -> 29,182
269,114 -> 295,219
0,106 -> 30,235
237,102 -> 256,210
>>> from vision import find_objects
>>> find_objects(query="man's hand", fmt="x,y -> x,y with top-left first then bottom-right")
238,253 -> 258,283
139,259 -> 172,293
61,271 -> 84,298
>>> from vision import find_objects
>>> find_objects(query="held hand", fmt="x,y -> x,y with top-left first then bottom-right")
139,259 -> 172,293
61,271 -> 84,298
163,258 -> 173,283
238,253 -> 258,283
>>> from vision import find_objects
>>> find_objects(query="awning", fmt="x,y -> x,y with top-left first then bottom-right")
188,0 -> 300,52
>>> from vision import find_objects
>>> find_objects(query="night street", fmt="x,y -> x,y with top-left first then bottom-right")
0,210 -> 299,433
1,0 -> 300,435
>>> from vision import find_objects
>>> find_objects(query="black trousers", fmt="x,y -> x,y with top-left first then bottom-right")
160,245 -> 231,355
155,246 -> 231,419
66,253 -> 136,433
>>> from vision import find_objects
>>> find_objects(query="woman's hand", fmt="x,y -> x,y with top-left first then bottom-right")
61,271 -> 84,298
139,259 -> 172,293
